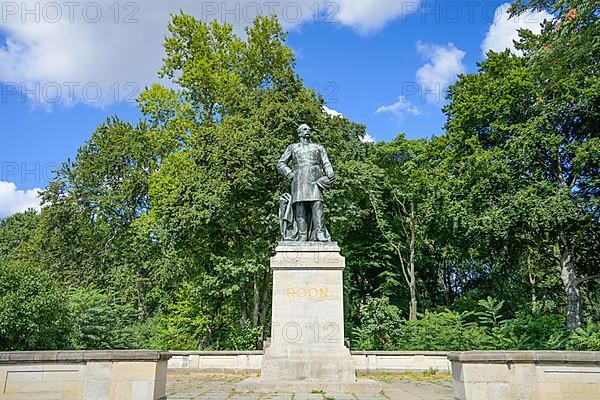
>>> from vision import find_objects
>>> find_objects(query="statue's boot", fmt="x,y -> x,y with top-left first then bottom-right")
297,223 -> 308,241
315,229 -> 330,242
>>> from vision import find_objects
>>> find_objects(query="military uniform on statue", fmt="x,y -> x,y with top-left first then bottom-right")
277,124 -> 334,242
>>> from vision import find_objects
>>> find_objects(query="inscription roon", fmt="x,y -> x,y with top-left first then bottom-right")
287,287 -> 329,299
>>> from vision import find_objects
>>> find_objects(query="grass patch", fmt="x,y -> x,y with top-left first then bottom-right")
170,372 -> 249,383
359,371 -> 452,383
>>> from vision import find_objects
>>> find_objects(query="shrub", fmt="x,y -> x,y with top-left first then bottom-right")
485,312 -> 568,350
397,310 -> 487,351
67,286 -> 139,349
567,323 -> 600,351
352,297 -> 403,350
224,320 -> 261,350
0,262 -> 70,350
155,281 -> 211,350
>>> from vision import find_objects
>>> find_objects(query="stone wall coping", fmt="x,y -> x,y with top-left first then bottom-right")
0,350 -> 172,364
169,351 -> 264,356
352,351 -> 449,356
448,351 -> 600,364
168,350 -> 448,356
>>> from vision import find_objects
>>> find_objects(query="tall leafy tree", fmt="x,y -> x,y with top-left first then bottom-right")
444,0 -> 599,329
367,136 -> 441,320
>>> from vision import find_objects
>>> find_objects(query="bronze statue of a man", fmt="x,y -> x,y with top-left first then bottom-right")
277,124 -> 335,242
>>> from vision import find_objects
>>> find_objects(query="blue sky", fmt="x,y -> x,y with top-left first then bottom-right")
0,1 -> 552,217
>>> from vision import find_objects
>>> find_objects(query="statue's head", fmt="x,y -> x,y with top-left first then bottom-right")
297,124 -> 311,139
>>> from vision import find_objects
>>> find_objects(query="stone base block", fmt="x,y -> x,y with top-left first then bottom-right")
236,377 -> 382,394
261,345 -> 355,382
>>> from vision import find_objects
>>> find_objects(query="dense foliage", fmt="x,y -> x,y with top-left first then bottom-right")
1,0 -> 598,351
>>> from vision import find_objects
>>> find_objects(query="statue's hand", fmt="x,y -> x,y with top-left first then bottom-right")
317,176 -> 333,190
287,172 -> 294,181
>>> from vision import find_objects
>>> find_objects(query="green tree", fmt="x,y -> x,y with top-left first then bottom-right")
0,210 -> 39,263
67,286 -> 140,350
368,136 -> 441,320
444,0 -> 599,327
139,14 -> 374,342
0,261 -> 70,350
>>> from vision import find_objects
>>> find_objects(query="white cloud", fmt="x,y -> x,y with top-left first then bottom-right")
322,105 -> 374,141
323,105 -> 343,118
376,96 -> 420,117
334,0 -> 422,34
0,181 -> 41,218
482,3 -> 552,55
416,41 -> 465,103
360,133 -> 375,143
0,1 -> 417,106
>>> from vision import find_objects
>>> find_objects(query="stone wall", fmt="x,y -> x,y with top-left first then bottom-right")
168,351 -> 450,373
0,350 -> 170,400
168,351 -> 263,373
449,351 -> 600,400
352,351 -> 450,373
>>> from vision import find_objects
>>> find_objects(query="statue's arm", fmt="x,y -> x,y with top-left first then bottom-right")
320,146 -> 335,182
277,145 -> 294,180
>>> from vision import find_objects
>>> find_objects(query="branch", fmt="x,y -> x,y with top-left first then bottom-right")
396,246 -> 410,287
391,191 -> 410,238
369,192 -> 397,249
577,275 -> 600,286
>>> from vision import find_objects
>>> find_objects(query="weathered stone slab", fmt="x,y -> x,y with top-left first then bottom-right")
236,377 -> 382,394
449,351 -> 600,400
0,350 -> 171,400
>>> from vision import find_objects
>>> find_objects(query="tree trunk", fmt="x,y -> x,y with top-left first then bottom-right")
408,210 -> 418,320
260,270 -> 270,326
554,158 -> 581,330
240,284 -> 248,323
557,233 -> 581,330
252,276 -> 260,328
259,270 -> 271,347
527,253 -> 537,313
438,261 -> 452,305
136,267 -> 148,320
408,286 -> 418,320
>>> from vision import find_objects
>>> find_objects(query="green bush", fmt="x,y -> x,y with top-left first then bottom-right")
567,323 -> 600,351
153,281 -> 262,351
118,315 -> 166,350
467,297 -> 568,350
0,262 -> 70,350
485,313 -> 568,350
66,286 -> 139,349
397,310 -> 487,351
352,297 -> 403,350
155,281 -> 212,350
224,320 -> 261,350
351,297 -> 571,352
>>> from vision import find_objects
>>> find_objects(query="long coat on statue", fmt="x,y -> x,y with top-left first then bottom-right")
277,143 -> 335,204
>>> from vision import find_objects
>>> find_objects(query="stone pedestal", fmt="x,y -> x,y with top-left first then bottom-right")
262,242 -> 355,383
238,242 -> 380,393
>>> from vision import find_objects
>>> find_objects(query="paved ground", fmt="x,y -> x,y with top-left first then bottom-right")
166,371 -> 454,400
